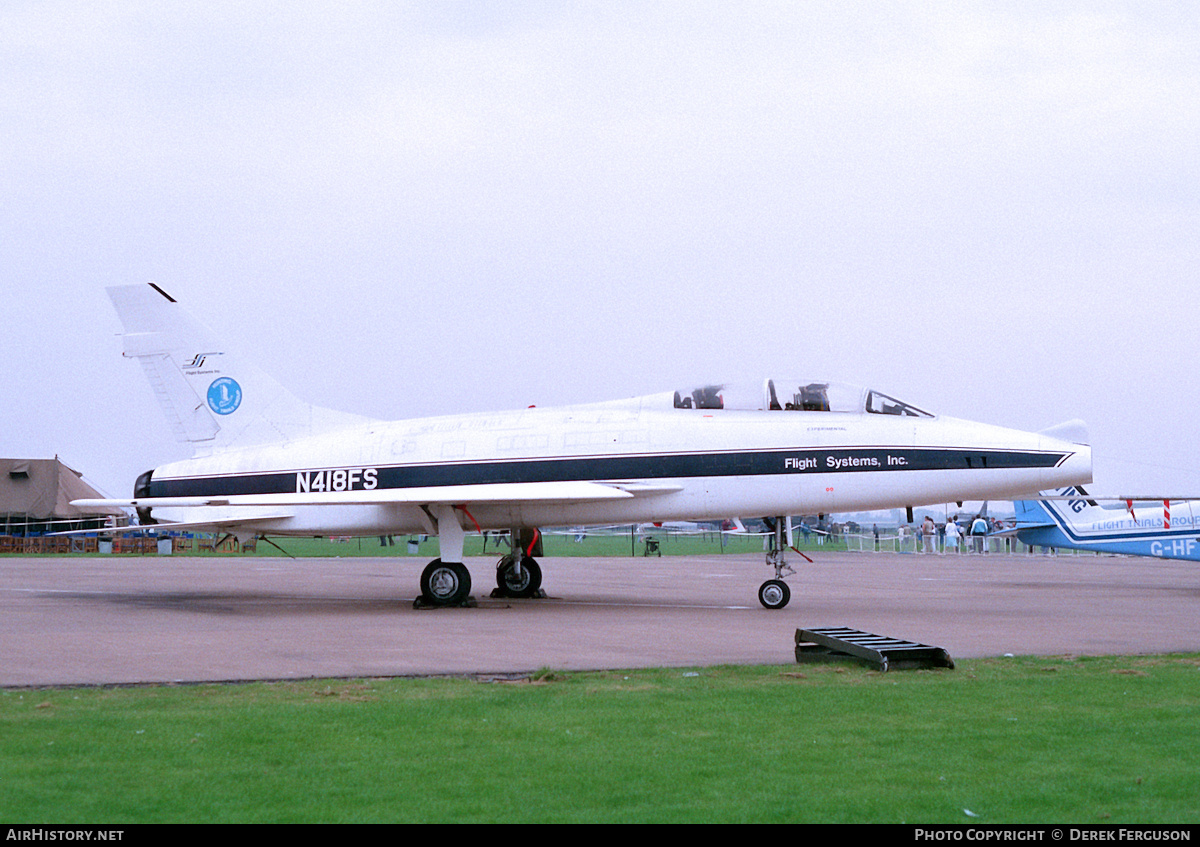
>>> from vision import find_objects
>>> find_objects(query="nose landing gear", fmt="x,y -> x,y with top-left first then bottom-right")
759,515 -> 807,610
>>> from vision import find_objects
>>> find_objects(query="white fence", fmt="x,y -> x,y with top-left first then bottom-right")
843,531 -> 1101,556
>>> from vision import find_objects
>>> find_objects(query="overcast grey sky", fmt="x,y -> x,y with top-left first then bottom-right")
3,1 -> 1198,500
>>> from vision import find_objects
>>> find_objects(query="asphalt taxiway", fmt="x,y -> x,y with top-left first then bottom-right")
3,550 -> 1199,687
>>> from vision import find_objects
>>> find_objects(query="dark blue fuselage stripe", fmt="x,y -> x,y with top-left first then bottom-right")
147,447 -> 1070,498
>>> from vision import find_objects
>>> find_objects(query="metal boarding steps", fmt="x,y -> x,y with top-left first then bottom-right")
795,627 -> 955,672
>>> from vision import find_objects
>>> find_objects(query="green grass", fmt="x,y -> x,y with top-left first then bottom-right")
3,656 -> 1198,823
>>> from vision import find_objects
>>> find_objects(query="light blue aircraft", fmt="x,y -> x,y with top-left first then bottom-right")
1012,486 -> 1200,560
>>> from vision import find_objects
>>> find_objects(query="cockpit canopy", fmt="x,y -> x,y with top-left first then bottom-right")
671,380 -> 933,417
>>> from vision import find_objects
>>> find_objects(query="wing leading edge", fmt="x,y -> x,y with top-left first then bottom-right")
71,479 -> 686,511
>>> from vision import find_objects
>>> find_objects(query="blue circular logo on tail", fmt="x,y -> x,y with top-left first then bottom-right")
207,377 -> 243,415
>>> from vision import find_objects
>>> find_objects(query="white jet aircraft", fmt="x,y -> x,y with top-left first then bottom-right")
1011,486 -> 1200,560
75,284 -> 1093,609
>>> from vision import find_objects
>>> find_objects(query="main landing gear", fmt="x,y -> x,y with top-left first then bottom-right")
416,513 -> 546,608
491,527 -> 545,599
759,515 -> 802,610
420,559 -> 472,607
494,554 -> 543,598
415,504 -> 476,608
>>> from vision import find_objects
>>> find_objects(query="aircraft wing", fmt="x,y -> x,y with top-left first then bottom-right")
1010,489 -> 1200,538
1016,484 -> 1200,504
1027,494 -> 1200,502
50,515 -> 293,536
71,480 -> 681,512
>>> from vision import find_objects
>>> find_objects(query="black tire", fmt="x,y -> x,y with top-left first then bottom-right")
420,559 -> 471,606
758,579 -> 791,610
496,556 -> 543,598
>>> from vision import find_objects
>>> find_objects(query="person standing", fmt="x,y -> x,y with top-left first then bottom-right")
921,515 -> 936,553
945,516 -> 961,554
971,514 -> 989,553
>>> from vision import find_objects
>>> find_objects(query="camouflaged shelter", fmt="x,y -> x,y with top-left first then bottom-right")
1,458 -> 126,536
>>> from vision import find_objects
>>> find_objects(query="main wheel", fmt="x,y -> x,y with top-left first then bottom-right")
420,559 -> 471,606
758,579 -> 791,610
496,555 -> 543,598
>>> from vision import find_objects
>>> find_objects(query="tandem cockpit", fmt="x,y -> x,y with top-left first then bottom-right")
670,380 -> 933,418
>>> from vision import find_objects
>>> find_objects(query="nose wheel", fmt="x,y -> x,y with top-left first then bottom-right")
758,579 -> 791,610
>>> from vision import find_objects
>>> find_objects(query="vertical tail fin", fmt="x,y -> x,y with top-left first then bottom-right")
107,284 -> 375,452
1013,497 -> 1056,527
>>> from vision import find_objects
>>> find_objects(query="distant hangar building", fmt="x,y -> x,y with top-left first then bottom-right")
1,457 -> 127,551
